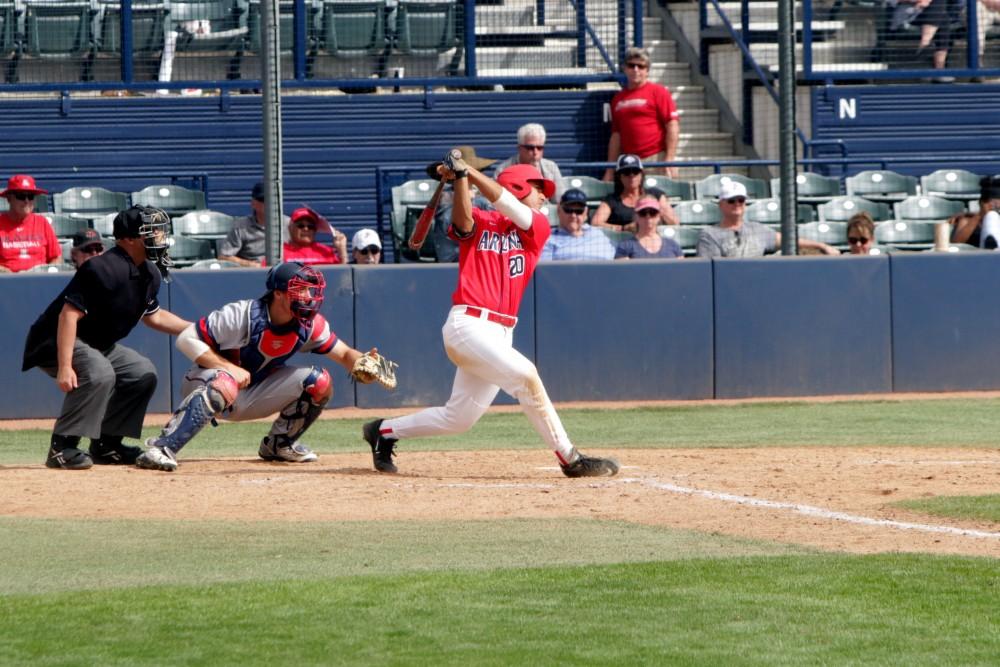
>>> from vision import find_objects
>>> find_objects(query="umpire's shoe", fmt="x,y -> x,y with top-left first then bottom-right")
561,454 -> 620,478
90,436 -> 143,465
363,419 -> 398,473
135,441 -> 178,472
45,434 -> 93,470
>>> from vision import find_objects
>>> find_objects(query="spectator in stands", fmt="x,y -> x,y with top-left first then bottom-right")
950,174 -> 1000,248
493,123 -> 563,201
591,154 -> 677,231
351,228 -> 382,265
433,186 -> 493,263
69,229 -> 105,269
697,181 -> 839,258
217,182 -> 267,267
614,196 -> 683,260
978,1 -> 1000,73
603,46 -> 680,180
915,0 -> 964,81
845,212 -> 878,255
0,174 -> 61,273
283,206 -> 347,265
540,189 -> 615,261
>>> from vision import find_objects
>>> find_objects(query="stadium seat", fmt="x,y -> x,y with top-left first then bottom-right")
22,0 -> 96,80
817,196 -> 892,223
320,0 -> 386,56
557,176 -> 613,206
920,169 -> 983,203
694,174 -> 769,201
393,0 -> 458,54
29,262 -> 74,273
92,212 -> 117,236
659,225 -> 701,255
187,258 -> 243,270
642,175 -> 693,201
168,0 -> 248,79
96,0 -> 167,54
798,221 -> 848,245
0,2 -> 15,61
893,195 -> 964,223
770,172 -> 841,205
598,227 -> 630,247
390,179 -> 438,262
745,199 -> 815,224
874,220 -> 936,247
844,170 -> 918,203
42,213 -> 89,238
673,200 -> 721,225
168,235 -> 214,266
246,0 -> 310,53
172,209 -> 234,238
53,187 -> 129,222
131,185 -> 208,217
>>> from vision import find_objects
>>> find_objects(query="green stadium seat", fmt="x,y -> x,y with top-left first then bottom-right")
893,195 -> 964,223
845,170 -> 918,203
42,213 -> 89,238
23,0 -> 96,80
659,225 -> 702,255
187,258 -> 243,270
771,172 -> 841,205
817,196 -> 892,223
390,178 -> 438,262
557,176 -> 613,209
168,235 -> 215,266
54,186 -> 129,222
131,185 -> 208,217
920,169 -> 983,203
798,221 -> 848,245
173,209 -> 234,238
746,199 -> 815,224
641,175 -> 694,201
694,174 -> 769,201
320,0 -> 386,56
393,0 -> 458,55
673,200 -> 721,225
92,212 -> 117,236
874,220 -> 936,247
96,0 -> 167,54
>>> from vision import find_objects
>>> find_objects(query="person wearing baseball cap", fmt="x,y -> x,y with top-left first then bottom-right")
696,179 -> 838,258
591,154 -> 677,230
22,205 -> 192,470
283,206 -> 347,265
540,188 -> 615,261
0,174 -> 61,273
949,174 -> 1000,248
217,181 -> 269,267
69,228 -> 106,269
351,228 -> 382,264
362,148 -> 619,479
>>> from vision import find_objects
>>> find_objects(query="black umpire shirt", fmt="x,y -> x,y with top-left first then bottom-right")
21,245 -> 162,370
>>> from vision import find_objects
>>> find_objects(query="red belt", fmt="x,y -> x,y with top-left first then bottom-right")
464,307 -> 517,328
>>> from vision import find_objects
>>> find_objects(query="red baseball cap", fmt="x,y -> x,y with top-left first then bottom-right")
1,174 -> 48,197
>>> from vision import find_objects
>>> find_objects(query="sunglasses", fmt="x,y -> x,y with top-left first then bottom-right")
12,193 -> 35,201
625,62 -> 649,70
847,236 -> 871,244
619,168 -> 642,176
79,244 -> 103,254
636,209 -> 659,217
294,222 -> 317,231
519,144 -> 545,151
357,245 -> 380,256
723,197 -> 747,204
561,206 -> 586,215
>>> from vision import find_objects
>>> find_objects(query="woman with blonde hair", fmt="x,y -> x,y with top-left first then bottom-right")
591,154 -> 677,231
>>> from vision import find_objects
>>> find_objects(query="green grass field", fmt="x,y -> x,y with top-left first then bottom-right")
1,398 -> 998,665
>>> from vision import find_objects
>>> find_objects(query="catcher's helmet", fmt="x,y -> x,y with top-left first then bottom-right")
266,262 -> 326,325
497,163 -> 555,201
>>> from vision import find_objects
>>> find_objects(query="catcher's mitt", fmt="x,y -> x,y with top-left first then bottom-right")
351,349 -> 398,390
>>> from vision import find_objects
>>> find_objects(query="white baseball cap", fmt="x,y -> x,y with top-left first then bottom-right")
717,180 -> 749,201
352,228 -> 382,251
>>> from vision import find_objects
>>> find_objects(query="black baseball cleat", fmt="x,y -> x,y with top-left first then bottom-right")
561,454 -> 620,478
89,438 -> 143,465
363,419 -> 398,473
45,446 -> 93,470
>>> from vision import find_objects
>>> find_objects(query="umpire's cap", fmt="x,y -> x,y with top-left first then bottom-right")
113,205 -> 169,240
426,146 -> 496,180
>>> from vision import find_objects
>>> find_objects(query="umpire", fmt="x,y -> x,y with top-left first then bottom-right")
22,206 -> 190,469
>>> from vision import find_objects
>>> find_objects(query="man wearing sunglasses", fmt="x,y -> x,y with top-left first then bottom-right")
604,47 -> 680,181
0,174 -> 62,273
351,228 -> 382,265
697,181 -> 839,258
69,228 -> 106,269
540,188 -> 615,261
492,123 -> 563,202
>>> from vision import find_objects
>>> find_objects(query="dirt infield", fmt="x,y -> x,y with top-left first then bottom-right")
2,445 -> 998,558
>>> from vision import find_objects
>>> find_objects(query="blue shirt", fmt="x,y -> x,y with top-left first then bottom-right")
540,224 -> 616,261
614,236 -> 683,259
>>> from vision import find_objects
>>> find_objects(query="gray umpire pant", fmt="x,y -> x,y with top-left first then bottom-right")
39,341 -> 158,440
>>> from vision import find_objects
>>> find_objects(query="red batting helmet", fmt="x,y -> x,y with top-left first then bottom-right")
497,164 -> 556,201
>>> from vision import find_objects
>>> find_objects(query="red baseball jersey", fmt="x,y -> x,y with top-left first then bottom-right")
282,241 -> 342,265
0,212 -> 61,272
449,207 -> 550,317
610,82 -> 680,158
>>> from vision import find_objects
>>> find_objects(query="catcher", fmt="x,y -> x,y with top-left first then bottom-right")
136,261 -> 396,472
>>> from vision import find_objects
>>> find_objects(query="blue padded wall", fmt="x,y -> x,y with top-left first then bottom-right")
166,267 -> 356,410
713,256 -> 892,398
891,253 -> 1000,392
4,272 -> 173,418
534,260 -> 714,400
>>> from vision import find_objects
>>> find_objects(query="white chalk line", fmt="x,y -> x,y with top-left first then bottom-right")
435,476 -> 1000,541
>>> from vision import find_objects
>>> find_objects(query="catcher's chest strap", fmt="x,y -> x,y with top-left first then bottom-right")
464,306 -> 517,328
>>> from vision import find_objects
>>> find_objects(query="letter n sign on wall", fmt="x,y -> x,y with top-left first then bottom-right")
837,97 -> 857,122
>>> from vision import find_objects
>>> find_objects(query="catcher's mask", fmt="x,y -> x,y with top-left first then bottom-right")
266,261 -> 326,326
497,164 -> 556,201
113,205 -> 173,276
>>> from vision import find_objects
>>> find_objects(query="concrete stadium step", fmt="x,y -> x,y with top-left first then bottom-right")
677,133 -> 735,157
677,108 -> 720,133
674,161 -> 750,181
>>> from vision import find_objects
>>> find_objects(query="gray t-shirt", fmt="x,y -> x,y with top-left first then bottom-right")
218,214 -> 266,261
696,220 -> 778,258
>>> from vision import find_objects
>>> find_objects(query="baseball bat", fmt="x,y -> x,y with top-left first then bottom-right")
408,179 -> 446,251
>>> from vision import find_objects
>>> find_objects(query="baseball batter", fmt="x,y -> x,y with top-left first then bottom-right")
364,151 -> 619,478
136,262 -> 393,472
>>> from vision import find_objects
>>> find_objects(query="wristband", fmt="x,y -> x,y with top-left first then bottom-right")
453,170 -> 468,179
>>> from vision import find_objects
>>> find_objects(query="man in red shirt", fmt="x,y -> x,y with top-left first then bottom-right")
0,174 -> 61,273
604,47 -> 681,180
363,150 -> 620,478
282,206 -> 347,265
